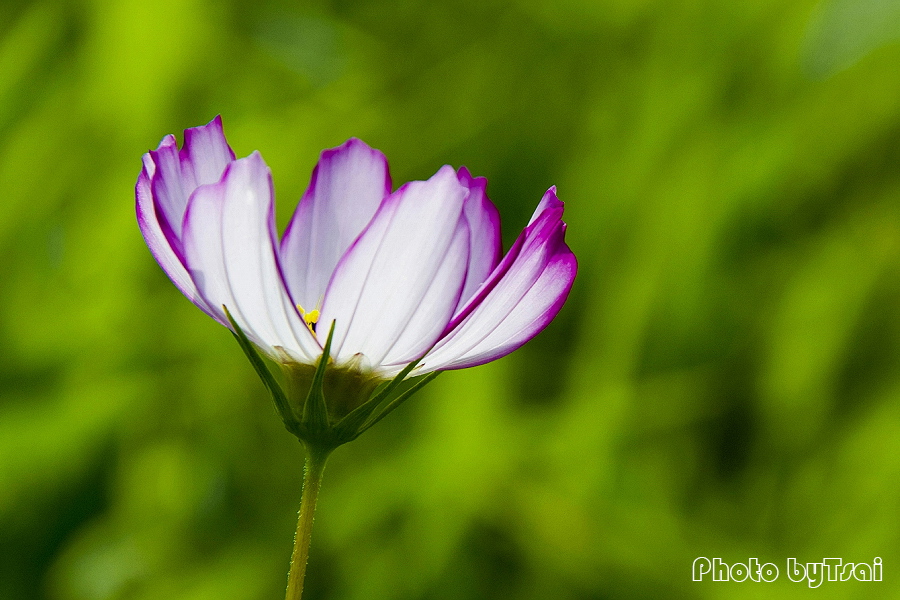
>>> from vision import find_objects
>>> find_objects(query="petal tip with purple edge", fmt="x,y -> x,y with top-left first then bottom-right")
415,184 -> 576,374
319,137 -> 392,194
182,115 -> 225,146
321,137 -> 382,161
529,186 -> 564,225
457,165 -> 484,185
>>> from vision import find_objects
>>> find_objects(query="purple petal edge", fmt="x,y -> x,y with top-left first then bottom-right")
281,138 -> 392,250
411,187 -> 576,372
442,187 -> 565,334
135,117 -> 239,328
436,238 -> 576,371
279,138 -> 393,318
456,166 -> 502,311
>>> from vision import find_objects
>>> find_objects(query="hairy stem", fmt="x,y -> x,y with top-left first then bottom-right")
285,444 -> 331,600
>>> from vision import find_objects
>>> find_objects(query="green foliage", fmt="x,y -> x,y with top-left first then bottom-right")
2,0 -> 900,598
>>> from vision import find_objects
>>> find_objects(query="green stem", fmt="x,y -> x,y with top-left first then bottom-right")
285,444 -> 331,600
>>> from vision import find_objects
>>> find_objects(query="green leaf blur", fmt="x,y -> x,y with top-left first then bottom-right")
1,0 -> 899,598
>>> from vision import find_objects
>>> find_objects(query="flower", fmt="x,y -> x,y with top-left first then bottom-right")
136,117 -> 576,386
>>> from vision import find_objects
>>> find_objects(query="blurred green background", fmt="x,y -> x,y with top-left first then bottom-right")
2,0 -> 900,598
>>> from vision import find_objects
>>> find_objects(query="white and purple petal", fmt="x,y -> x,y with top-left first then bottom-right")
181,152 -> 321,362
145,117 -> 234,249
137,153 -> 218,318
280,139 -> 391,312
135,117 -> 234,324
456,167 -> 502,312
417,188 -> 576,372
319,165 -> 471,369
180,116 -> 236,189
377,218 -> 470,366
136,117 -> 237,322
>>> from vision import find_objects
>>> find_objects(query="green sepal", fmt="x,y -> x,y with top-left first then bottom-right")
224,306 -> 299,436
333,357 -> 423,442
301,320 -> 336,436
226,308 -> 440,448
353,371 -> 440,440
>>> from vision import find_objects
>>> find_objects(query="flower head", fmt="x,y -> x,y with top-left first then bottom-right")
137,117 -> 576,433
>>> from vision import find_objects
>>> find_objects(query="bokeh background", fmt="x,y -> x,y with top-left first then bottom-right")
2,0 -> 900,598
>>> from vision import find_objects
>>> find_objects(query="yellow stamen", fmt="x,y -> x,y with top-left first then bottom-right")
297,304 -> 321,332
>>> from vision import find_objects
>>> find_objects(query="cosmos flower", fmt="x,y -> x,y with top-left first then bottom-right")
136,117 -> 576,384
